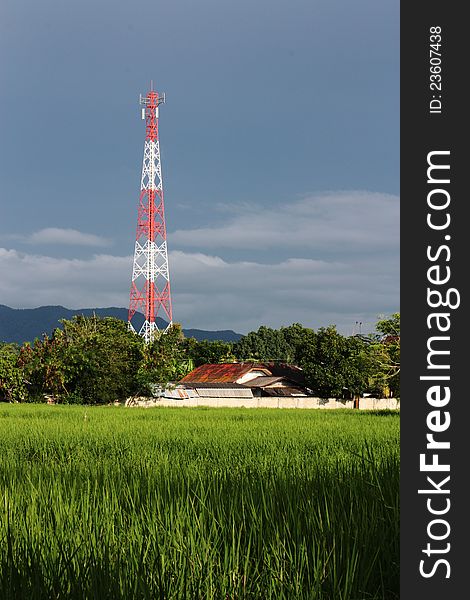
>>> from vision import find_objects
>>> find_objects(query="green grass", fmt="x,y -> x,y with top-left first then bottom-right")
0,405 -> 399,599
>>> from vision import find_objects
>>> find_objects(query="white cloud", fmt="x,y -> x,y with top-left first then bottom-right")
0,246 -> 398,335
2,228 -> 112,247
0,248 -> 129,310
0,189 -> 399,334
169,191 -> 399,254
169,251 -> 398,333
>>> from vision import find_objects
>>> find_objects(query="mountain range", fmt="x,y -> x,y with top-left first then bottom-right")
0,305 -> 242,345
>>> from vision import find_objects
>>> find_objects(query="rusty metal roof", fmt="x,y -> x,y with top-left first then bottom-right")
181,381 -> 247,389
180,363 -> 272,383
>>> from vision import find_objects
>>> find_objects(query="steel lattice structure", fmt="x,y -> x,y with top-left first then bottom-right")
128,86 -> 173,342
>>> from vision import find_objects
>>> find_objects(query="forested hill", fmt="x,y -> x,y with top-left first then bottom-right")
0,305 -> 242,345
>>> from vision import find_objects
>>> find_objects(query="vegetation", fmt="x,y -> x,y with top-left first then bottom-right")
369,313 -> 400,397
0,343 -> 25,402
0,314 -> 400,403
0,316 -> 400,597
298,327 -> 372,398
0,405 -> 399,599
17,316 -> 142,404
231,318 -> 400,398
184,337 -> 236,367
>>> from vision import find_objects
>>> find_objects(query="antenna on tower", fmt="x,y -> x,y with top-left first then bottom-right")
140,90 -> 165,120
129,85 -> 173,343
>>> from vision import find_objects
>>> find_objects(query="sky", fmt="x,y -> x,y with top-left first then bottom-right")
0,0 -> 399,335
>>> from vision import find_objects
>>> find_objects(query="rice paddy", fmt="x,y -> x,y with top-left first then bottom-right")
0,405 -> 399,599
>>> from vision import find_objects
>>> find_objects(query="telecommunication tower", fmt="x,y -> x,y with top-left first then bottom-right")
128,85 -> 173,342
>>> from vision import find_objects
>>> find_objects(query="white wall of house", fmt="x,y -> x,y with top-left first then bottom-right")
126,397 -> 400,410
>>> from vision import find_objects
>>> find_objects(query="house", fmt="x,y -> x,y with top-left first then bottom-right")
247,376 -> 308,397
172,382 -> 253,400
179,362 -> 311,398
262,362 -> 310,388
180,362 -> 272,385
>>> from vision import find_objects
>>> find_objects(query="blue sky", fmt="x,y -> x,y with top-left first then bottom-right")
0,0 -> 399,334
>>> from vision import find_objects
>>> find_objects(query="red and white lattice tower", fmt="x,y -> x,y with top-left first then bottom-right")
128,85 -> 173,342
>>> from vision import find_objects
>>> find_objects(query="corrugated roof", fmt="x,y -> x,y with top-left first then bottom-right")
163,387 -> 198,399
180,363 -> 272,383
195,387 -> 253,398
181,381 -> 247,389
245,376 -> 286,387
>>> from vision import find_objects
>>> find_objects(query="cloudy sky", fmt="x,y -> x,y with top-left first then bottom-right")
0,0 -> 399,335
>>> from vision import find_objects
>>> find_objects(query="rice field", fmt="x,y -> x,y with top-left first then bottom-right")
0,405 -> 399,599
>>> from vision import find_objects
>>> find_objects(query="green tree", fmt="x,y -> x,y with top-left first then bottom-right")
18,336 -> 68,400
376,313 -> 400,338
184,338 -> 235,367
280,323 -> 316,364
368,313 -> 400,397
19,315 -> 143,404
233,326 -> 293,361
0,343 -> 26,402
299,326 -> 371,398
136,323 -> 189,394
60,315 -> 143,403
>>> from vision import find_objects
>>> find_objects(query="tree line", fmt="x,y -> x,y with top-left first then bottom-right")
0,314 -> 400,404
